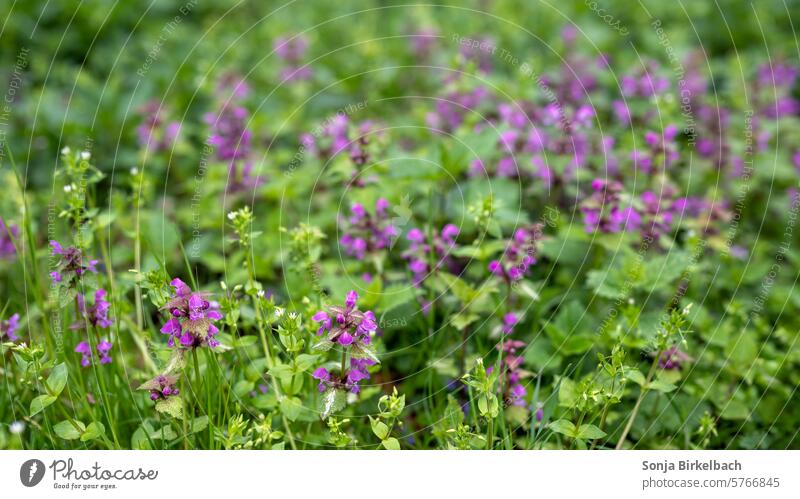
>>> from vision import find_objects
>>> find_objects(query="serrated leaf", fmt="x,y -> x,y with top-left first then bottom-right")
54,420 -> 85,440
295,354 -> 319,372
30,395 -> 56,417
319,389 -> 346,420
312,339 -> 335,352
155,396 -> 183,419
190,416 -> 209,433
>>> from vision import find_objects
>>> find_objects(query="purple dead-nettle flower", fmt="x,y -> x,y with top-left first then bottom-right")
339,199 -> 399,260
160,278 -> 223,349
658,345 -> 691,370
426,86 -> 490,133
579,179 -> 639,234
274,35 -> 313,82
49,240 -> 99,286
410,27 -> 438,60
312,290 -> 378,347
75,341 -> 92,367
136,100 -> 181,152
631,125 -> 679,174
488,224 -> 543,282
0,218 -> 19,259
0,313 -> 20,342
756,62 -> 800,119
147,374 -> 180,401
620,63 -> 670,98
403,224 -> 461,287
72,288 -> 113,330
495,339 -> 528,407
75,339 -> 113,367
501,313 -> 519,334
312,357 -> 377,394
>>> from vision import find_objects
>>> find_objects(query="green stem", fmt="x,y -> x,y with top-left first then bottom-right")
615,355 -> 659,449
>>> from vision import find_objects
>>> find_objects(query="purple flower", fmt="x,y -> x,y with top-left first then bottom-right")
311,290 -> 377,347
97,340 -> 113,364
75,341 -> 92,367
658,345 -> 690,370
501,313 -> 519,334
339,199 -> 398,261
0,313 -> 20,342
49,240 -> 99,288
136,100 -> 181,152
498,339 -> 528,407
146,374 -> 180,401
159,278 -> 223,349
0,218 -> 19,259
487,225 -> 542,282
73,288 -> 113,330
403,224 -> 463,287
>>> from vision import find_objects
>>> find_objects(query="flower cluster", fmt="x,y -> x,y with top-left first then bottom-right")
339,199 -> 398,260
75,340 -> 112,367
72,289 -> 113,330
147,374 -> 180,401
49,240 -> 99,285
658,345 -> 690,370
491,339 -> 527,407
631,125 -> 680,174
579,179 -> 639,234
312,357 -> 377,394
205,76 -> 262,193
136,100 -> 181,152
312,290 -> 377,347
403,224 -> 460,286
160,278 -> 223,349
274,35 -> 313,82
0,217 -> 19,259
488,224 -> 542,282
0,313 -> 20,342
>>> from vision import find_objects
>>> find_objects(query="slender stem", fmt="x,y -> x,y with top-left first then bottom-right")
615,356 -> 660,449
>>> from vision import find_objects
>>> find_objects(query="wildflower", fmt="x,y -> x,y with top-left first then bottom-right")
74,340 -> 112,367
0,217 -> 19,259
9,421 -> 25,435
312,357 -> 377,394
403,224 -> 461,286
579,179 -> 638,234
0,313 -> 20,342
488,224 -> 543,282
339,199 -> 398,260
501,313 -> 518,334
274,35 -> 313,82
75,341 -> 92,367
136,100 -> 181,151
146,374 -> 180,401
658,345 -> 691,370
160,278 -> 223,349
49,240 -> 99,286
311,290 -> 377,347
497,339 -> 528,407
72,289 -> 113,330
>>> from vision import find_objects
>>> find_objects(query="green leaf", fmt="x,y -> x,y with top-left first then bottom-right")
190,416 -> 209,433
54,420 -> 85,440
648,380 -> 677,393
279,396 -> 304,422
47,363 -> 69,396
30,395 -> 57,417
576,424 -> 607,440
81,422 -> 106,442
155,396 -> 183,419
295,354 -> 319,372
319,389 -> 346,420
370,417 -> 390,440
312,339 -> 335,352
382,437 -> 400,450
547,419 -> 576,437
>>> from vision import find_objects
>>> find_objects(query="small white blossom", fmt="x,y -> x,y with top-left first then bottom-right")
80,151 -> 91,160
9,421 -> 25,434
60,146 -> 71,155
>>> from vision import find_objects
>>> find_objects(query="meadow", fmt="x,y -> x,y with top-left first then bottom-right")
1,0 -> 799,450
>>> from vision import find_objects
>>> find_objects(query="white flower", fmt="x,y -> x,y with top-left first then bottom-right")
64,184 -> 72,193
9,421 -> 25,434
256,289 -> 265,298
274,307 -> 285,318
60,146 -> 71,155
228,211 -> 236,220
80,151 -> 91,160
130,167 -> 139,175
